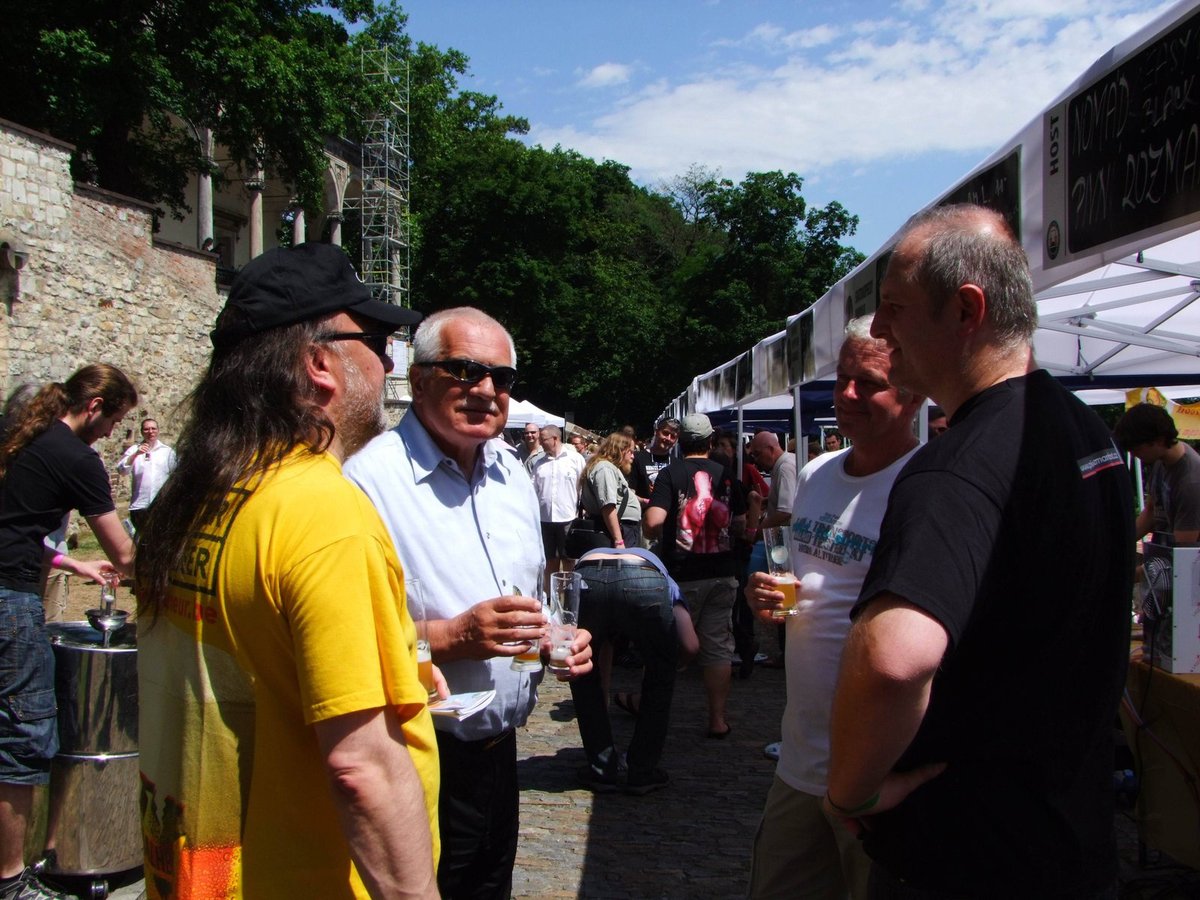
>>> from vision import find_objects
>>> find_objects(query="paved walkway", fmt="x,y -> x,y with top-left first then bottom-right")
512,659 -> 786,899
47,640 -> 1200,899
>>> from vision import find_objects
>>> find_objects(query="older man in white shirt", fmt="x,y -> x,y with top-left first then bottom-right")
345,307 -> 592,899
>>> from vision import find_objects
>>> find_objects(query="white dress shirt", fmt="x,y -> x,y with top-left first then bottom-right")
344,412 -> 546,740
529,446 -> 585,523
116,441 -> 177,510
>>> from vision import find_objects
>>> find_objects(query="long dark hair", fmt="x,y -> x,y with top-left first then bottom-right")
136,314 -> 335,619
0,364 -> 137,479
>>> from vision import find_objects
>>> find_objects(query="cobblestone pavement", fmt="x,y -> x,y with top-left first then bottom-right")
48,636 -> 1200,899
512,659 -> 786,900
509,655 -> 1200,900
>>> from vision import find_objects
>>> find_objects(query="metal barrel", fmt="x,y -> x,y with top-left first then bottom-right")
44,622 -> 141,875
48,622 -> 137,755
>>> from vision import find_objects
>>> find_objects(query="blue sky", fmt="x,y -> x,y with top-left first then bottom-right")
396,0 -> 1174,255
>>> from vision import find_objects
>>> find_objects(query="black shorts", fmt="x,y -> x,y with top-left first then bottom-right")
541,521 -> 571,560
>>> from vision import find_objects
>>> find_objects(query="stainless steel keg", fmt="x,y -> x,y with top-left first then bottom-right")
45,622 -> 140,876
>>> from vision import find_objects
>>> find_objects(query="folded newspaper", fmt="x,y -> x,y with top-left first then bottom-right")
429,690 -> 496,720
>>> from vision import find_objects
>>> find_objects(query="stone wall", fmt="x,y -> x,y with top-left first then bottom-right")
0,118 -> 224,487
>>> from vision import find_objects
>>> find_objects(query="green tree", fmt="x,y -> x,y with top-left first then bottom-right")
0,0 -> 865,430
645,170 -> 865,408
0,0 -> 474,219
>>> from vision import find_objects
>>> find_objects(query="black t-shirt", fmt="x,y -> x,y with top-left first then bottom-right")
0,420 -> 115,592
853,371 -> 1134,894
650,456 -> 746,581
630,447 -> 672,502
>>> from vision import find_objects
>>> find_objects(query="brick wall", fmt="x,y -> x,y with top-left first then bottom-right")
1,119 -> 223,489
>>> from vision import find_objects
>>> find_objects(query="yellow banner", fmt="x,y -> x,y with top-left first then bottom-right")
1125,388 -> 1200,440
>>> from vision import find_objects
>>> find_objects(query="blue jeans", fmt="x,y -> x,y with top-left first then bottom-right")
569,565 -> 677,775
0,588 -> 58,784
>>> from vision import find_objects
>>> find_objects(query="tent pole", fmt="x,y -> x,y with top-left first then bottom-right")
737,406 -> 745,472
793,385 -> 803,461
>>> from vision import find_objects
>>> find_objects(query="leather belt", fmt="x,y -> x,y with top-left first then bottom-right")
440,728 -> 515,753
575,558 -> 659,571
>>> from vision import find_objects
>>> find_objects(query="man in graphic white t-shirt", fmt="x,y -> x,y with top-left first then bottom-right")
745,315 -> 922,900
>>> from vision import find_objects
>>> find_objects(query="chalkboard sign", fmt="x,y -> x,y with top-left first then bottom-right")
1065,7 -> 1200,253
763,338 -> 789,396
734,351 -> 752,401
845,266 -> 878,322
940,149 -> 1022,241
786,313 -> 814,387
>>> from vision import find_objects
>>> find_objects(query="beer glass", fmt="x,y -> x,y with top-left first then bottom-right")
548,571 -> 582,675
511,582 -> 545,672
762,527 -> 799,617
405,577 -> 438,699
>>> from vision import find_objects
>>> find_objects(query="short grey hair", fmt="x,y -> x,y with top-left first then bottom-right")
841,313 -> 917,403
540,424 -> 562,440
894,204 -> 1036,348
843,313 -> 875,344
411,307 -> 517,366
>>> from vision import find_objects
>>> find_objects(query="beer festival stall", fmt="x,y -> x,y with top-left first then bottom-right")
661,0 -> 1200,871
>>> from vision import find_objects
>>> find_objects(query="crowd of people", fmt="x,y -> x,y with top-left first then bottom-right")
0,204 -> 1183,899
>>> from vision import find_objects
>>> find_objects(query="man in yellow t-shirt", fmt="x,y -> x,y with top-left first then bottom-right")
135,243 -> 439,899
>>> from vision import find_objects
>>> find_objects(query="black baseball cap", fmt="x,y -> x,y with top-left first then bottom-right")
211,242 -> 422,349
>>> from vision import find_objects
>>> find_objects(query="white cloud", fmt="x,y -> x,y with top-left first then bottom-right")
719,22 -> 840,51
577,62 -> 633,89
789,24 -> 841,49
528,1 -> 1172,185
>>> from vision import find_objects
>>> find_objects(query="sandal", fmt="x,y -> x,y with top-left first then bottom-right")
707,725 -> 732,739
613,691 -> 641,718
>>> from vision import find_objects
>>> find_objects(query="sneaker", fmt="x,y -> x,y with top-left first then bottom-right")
576,762 -> 623,793
763,741 -> 781,761
625,768 -> 670,795
0,868 -> 72,900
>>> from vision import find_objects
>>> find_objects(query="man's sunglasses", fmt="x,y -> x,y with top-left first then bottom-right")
417,358 -> 518,391
318,331 -> 392,359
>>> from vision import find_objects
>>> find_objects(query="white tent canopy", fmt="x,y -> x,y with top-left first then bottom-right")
505,398 -> 565,429
663,0 -> 1200,426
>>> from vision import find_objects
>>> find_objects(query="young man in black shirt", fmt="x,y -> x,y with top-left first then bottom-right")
630,416 -> 679,508
0,365 -> 137,900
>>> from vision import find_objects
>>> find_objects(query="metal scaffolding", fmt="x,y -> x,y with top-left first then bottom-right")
358,45 -> 411,310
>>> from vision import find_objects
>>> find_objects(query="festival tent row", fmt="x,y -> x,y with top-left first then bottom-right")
661,0 -> 1200,438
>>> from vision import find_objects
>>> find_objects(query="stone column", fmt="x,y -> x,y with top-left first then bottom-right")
247,172 -> 264,259
197,126 -> 214,248
327,213 -> 343,247
292,206 -> 306,245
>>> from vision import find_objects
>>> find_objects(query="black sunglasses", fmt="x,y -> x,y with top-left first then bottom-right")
317,331 -> 392,359
418,358 -> 518,391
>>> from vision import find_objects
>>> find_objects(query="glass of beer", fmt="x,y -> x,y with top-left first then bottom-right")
510,584 -> 545,672
547,610 -> 577,676
547,571 -> 582,676
406,578 -> 438,699
762,527 -> 799,618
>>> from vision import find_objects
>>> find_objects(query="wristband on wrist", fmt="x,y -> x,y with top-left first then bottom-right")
51,553 -> 67,569
825,790 -> 880,817
614,539 -> 625,546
